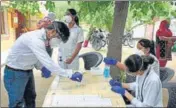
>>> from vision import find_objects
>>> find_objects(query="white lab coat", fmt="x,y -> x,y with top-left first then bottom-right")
6,28 -> 72,78
128,66 -> 163,107
58,24 -> 84,70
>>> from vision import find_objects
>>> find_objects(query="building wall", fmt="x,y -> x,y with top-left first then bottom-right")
1,9 -> 16,52
1,9 -> 43,52
145,24 -> 154,40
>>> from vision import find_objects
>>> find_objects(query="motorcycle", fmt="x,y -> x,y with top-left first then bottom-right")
122,30 -> 134,48
90,29 -> 109,51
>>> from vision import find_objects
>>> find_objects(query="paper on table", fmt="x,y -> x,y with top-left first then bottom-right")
51,95 -> 112,107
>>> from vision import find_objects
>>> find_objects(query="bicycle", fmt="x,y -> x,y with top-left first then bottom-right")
122,30 -> 134,48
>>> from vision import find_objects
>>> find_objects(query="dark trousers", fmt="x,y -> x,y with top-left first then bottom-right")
4,67 -> 36,108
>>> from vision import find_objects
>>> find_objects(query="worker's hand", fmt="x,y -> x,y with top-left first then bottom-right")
70,72 -> 83,82
65,57 -> 73,64
109,79 -> 122,87
111,86 -> 125,96
104,57 -> 118,65
41,67 -> 51,78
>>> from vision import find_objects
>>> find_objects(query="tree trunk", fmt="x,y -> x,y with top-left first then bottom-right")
107,1 -> 129,81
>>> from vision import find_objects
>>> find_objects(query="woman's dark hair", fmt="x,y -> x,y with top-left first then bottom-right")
124,54 -> 154,73
138,39 -> 156,56
46,21 -> 70,43
67,8 -> 79,26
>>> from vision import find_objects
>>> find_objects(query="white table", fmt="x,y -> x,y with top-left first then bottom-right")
42,72 -> 126,107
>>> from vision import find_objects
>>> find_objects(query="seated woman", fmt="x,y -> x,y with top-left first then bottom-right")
135,39 -> 159,76
110,54 -> 163,107
104,39 -> 160,76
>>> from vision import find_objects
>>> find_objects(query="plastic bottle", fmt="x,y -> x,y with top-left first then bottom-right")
103,65 -> 110,78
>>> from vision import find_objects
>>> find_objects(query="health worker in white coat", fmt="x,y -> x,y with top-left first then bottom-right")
135,39 -> 160,76
4,21 -> 83,108
110,54 -> 163,107
136,39 -> 175,80
58,9 -> 84,70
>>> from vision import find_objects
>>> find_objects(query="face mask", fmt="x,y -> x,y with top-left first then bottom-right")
49,38 -> 62,48
64,15 -> 72,23
136,49 -> 145,56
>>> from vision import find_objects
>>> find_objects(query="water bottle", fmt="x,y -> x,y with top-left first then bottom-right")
103,65 -> 110,78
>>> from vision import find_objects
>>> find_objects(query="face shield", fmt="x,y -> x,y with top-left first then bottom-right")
48,22 -> 63,48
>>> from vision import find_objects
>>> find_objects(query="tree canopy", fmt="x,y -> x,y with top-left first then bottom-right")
7,1 -> 175,31
77,1 -> 114,31
77,1 -> 176,32
8,0 -> 55,16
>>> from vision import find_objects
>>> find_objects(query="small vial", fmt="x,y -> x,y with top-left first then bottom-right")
103,65 -> 110,78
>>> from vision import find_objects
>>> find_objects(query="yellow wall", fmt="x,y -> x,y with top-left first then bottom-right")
1,10 -> 43,52
1,10 -> 16,52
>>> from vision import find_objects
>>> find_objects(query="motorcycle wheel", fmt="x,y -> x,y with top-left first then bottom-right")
123,38 -> 128,46
101,39 -> 106,47
92,38 -> 102,51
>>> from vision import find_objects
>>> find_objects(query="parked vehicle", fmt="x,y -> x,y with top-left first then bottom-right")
90,29 -> 109,51
89,28 -> 134,51
122,30 -> 135,48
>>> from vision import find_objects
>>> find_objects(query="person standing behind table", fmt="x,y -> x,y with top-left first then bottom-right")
110,54 -> 163,107
58,9 -> 84,70
22,12 -> 56,32
156,20 -> 174,67
4,21 -> 83,108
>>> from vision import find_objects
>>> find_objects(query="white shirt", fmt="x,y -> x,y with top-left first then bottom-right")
129,66 -> 163,107
6,28 -> 72,78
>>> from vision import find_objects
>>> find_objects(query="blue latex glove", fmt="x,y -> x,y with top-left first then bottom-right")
70,72 -> 83,82
41,67 -> 51,78
111,86 -> 125,96
109,79 -> 122,87
104,57 -> 118,65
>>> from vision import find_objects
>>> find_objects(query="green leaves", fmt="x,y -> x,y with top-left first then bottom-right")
78,1 -> 114,31
127,1 -> 175,30
45,0 -> 55,12
9,1 -> 40,16
77,1 -> 174,32
8,0 -> 55,16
